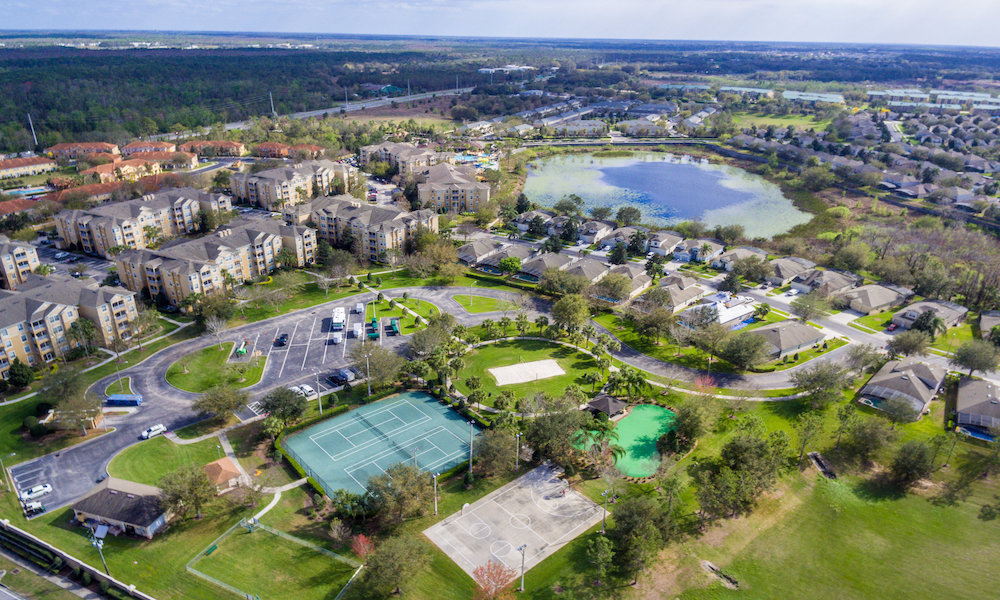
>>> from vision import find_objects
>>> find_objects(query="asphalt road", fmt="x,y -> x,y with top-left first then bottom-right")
30,243 -> 113,281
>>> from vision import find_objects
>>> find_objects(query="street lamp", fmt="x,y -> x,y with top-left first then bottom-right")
0,453 -> 14,492
468,420 -> 475,475
515,433 -> 522,470
432,473 -> 439,516
365,352 -> 372,397
600,490 -> 609,535
215,445 -> 222,459
91,536 -> 110,575
313,368 -> 323,415
517,544 -> 527,592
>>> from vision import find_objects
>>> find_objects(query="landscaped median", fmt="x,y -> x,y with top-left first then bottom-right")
165,342 -> 265,393
365,296 -> 439,334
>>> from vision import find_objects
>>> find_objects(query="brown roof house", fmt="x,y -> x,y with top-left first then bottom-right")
752,321 -> 826,358
955,378 -> 1000,434
791,269 -> 860,296
204,457 -> 243,493
837,284 -> 913,315
891,300 -> 968,330
71,478 -> 171,539
859,359 -> 946,418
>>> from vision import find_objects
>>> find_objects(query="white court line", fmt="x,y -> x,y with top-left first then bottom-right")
313,415 -> 432,463
337,429 -> 356,447
301,317 -> 317,370
341,426 -> 464,475
306,398 -> 413,440
277,321 -> 299,379
490,496 -> 557,547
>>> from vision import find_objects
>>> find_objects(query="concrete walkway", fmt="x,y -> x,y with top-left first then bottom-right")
253,478 -> 310,521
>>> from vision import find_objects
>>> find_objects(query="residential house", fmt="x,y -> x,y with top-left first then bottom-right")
837,284 -> 913,315
230,160 -> 358,210
0,156 -> 56,180
127,151 -> 198,170
790,269 -> 860,296
289,144 -> 326,159
711,246 -> 769,271
296,195 -> 437,264
417,163 -> 491,212
979,310 -> 1000,339
72,478 -> 171,539
479,244 -> 535,271
647,230 -> 683,256
0,236 -> 39,290
656,274 -> 707,312
513,210 -> 555,233
563,257 -> 609,283
607,262 -> 652,299
859,359 -> 946,417
204,457 -> 244,492
45,143 -> 121,160
178,140 -> 247,157
458,240 -> 506,266
254,142 -> 291,158
120,141 -> 176,156
56,187 -> 232,258
891,300 -> 968,330
767,257 -> 815,286
579,221 -> 614,245
519,253 -> 575,280
955,378 -> 1000,434
115,217 -> 315,305
616,119 -> 663,136
752,321 -> 825,358
599,227 -> 642,251
679,292 -> 755,328
673,239 -> 723,263
81,159 -> 160,183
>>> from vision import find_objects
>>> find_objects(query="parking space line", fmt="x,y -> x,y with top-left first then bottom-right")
301,317 -> 317,370
277,321 -> 299,379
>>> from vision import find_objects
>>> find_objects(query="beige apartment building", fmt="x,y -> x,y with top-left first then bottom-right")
417,163 -> 491,212
115,217 -> 315,305
0,236 -> 40,290
358,142 -> 453,176
229,160 -> 358,210
0,273 -> 139,378
120,141 -> 177,156
0,157 -> 57,180
286,194 -> 437,263
56,187 -> 233,258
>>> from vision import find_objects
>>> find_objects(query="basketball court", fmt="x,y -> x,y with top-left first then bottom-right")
282,391 -> 477,494
488,359 -> 565,385
424,464 -> 604,582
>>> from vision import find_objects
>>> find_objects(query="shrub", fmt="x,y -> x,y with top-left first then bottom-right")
81,571 -> 91,586
34,402 -> 53,417
463,471 -> 476,487
99,580 -> 110,594
22,416 -> 37,430
29,424 -> 50,438
71,566 -> 81,580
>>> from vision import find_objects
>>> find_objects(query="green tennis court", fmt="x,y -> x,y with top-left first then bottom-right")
614,404 -> 676,477
283,391 -> 478,495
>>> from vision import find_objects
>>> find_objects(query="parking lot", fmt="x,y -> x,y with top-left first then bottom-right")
32,243 -> 114,280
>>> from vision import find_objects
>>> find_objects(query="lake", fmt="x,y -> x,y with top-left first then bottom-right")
521,152 -> 811,238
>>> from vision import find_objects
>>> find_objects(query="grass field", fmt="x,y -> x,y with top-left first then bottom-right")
732,112 -> 832,130
453,294 -> 518,314
930,320 -> 977,353
165,342 -> 265,393
453,339 -> 599,404
107,435 -> 222,486
104,376 -> 133,396
365,297 -> 439,334
769,337 -> 848,371
851,310 -> 894,332
194,527 -> 356,600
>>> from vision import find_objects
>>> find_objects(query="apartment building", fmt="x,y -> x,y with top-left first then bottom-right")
290,144 -> 325,158
0,273 -> 138,378
115,217 -> 315,305
416,163 -> 491,212
0,236 -> 40,290
120,141 -> 176,156
126,151 -> 198,169
56,187 -> 233,258
44,143 -> 121,160
178,140 -> 247,157
290,195 -> 437,263
230,160 -> 358,210
255,143 -> 291,158
81,159 -> 161,183
358,142 -> 453,176
0,157 -> 57,180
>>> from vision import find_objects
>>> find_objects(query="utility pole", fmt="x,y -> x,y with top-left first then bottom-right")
468,420 -> 475,474
515,432 -> 521,470
432,473 -> 439,516
518,544 -> 527,591
27,114 -> 38,148
269,91 -> 276,117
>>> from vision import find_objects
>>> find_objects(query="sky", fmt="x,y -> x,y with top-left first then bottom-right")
5,0 -> 1000,48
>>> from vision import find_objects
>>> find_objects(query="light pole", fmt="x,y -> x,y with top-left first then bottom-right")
432,473 -> 439,516
468,420 -> 475,475
91,537 -> 110,575
365,352 -> 372,397
412,446 -> 419,468
0,453 -> 14,492
600,490 -> 609,535
518,544 -> 527,592
215,445 -> 222,459
314,368 -> 323,415
515,433 -> 522,470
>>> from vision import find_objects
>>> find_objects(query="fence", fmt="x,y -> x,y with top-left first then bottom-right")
0,518 -> 157,600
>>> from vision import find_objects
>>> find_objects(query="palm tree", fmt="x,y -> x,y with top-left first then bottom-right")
597,355 -> 612,375
534,315 -> 548,333
499,316 -> 513,336
754,303 -> 771,320
581,324 -> 597,349
583,371 -> 603,391
515,312 -> 530,336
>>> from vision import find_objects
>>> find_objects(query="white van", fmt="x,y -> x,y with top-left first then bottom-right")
332,332 -> 343,345
298,384 -> 318,401
140,424 -> 166,439
354,302 -> 365,314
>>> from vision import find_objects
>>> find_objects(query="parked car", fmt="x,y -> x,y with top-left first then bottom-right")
274,333 -> 289,347
54,252 -> 68,260
140,424 -> 166,440
19,484 -> 52,502
24,501 -> 46,516
298,384 -> 318,400
786,289 -> 799,297
327,369 -> 357,386
332,332 -> 343,345
887,323 -> 898,331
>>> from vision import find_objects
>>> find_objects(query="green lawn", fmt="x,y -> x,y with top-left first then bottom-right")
742,311 -> 788,330
165,342 -> 265,393
453,339 -> 601,404
194,527 -> 356,600
851,310 -> 894,332
365,297 -> 438,323
731,112 -> 832,130
107,435 -> 222,486
104,376 -> 133,396
0,554 -> 82,600
930,320 -> 977,353
453,294 -> 518,314
768,337 -> 848,371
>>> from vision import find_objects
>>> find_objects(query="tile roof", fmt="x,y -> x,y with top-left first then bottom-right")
0,156 -> 56,170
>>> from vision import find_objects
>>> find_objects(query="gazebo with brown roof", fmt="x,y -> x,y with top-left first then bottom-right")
204,457 -> 242,492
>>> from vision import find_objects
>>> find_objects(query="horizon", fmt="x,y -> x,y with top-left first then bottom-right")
5,0 -> 999,48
